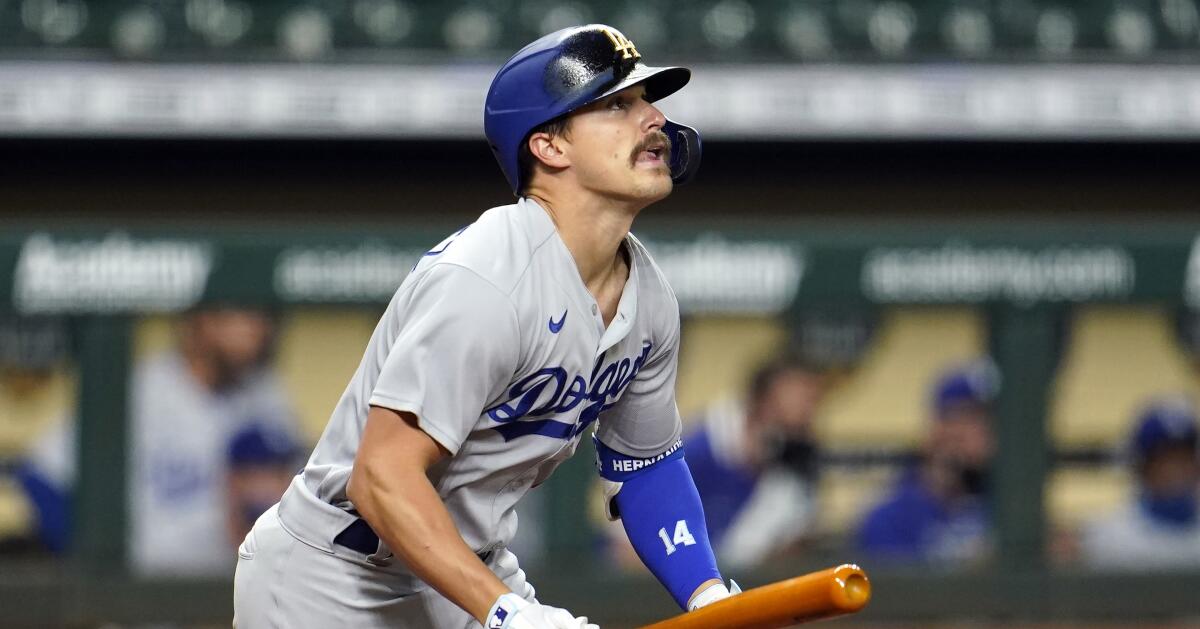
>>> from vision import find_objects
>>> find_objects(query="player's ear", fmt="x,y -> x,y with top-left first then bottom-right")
527,131 -> 571,170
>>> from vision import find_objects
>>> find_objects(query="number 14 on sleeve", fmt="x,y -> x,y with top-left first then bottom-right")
658,520 -> 697,555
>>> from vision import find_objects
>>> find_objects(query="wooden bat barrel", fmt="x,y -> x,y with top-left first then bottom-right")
637,564 -> 871,629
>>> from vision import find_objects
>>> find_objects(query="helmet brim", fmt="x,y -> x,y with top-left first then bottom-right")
598,64 -> 691,104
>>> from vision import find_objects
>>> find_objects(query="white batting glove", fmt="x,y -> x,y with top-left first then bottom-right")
486,593 -> 599,629
688,580 -> 742,611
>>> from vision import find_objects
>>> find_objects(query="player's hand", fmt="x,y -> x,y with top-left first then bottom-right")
688,579 -> 742,611
486,593 -> 598,629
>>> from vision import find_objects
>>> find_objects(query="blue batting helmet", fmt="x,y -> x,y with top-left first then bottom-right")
227,422 -> 301,468
484,24 -> 701,195
932,359 -> 1000,419
1130,397 -> 1199,465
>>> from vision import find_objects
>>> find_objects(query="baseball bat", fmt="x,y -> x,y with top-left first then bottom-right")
636,564 -> 871,629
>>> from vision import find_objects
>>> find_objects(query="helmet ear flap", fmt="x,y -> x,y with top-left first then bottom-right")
664,119 -> 702,185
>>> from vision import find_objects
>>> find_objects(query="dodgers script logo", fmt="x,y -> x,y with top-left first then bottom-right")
486,341 -> 653,441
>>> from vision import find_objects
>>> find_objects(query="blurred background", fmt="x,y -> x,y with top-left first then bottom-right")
2,0 -> 1200,627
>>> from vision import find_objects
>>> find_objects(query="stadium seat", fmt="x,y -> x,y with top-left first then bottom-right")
1049,306 -> 1200,449
0,369 -> 73,457
276,308 -> 380,442
815,307 -> 986,449
1045,466 -> 1133,531
0,476 -> 33,543
133,314 -> 175,358
675,316 -> 790,420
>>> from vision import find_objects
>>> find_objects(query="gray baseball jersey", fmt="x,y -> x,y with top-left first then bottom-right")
275,197 -> 682,571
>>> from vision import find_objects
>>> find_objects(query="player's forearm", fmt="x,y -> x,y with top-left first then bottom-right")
349,459 -> 508,622
595,437 -> 724,610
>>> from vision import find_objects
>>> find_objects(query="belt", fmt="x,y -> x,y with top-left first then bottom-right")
333,517 -> 494,562
333,517 -> 384,555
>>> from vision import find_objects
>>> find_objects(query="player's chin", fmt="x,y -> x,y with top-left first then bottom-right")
631,166 -> 674,200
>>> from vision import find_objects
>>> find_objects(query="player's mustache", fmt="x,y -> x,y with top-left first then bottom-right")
630,131 -> 671,165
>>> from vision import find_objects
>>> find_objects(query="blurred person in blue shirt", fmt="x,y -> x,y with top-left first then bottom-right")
857,360 -> 999,564
683,355 -> 827,569
1081,397 -> 1200,570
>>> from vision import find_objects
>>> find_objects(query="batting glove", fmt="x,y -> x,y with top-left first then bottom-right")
486,593 -> 599,629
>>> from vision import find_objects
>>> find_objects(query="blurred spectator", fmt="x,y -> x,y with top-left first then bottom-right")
681,355 -> 827,569
857,360 -> 999,564
0,316 -> 71,554
17,307 -> 302,576
226,423 -> 302,547
1080,397 -> 1200,570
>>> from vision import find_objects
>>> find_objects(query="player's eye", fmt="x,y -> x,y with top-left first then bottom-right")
609,96 -> 629,110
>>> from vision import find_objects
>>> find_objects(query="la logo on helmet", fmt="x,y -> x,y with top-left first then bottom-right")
602,27 -> 640,60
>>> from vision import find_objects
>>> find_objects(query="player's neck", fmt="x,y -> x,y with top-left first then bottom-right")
527,193 -> 636,291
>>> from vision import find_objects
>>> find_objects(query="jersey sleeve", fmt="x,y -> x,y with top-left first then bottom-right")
369,264 -> 521,455
595,299 -> 682,458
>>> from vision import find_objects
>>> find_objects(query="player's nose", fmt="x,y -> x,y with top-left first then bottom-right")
640,99 -> 666,133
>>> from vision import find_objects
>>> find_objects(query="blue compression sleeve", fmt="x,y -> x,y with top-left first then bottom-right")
595,437 -> 722,609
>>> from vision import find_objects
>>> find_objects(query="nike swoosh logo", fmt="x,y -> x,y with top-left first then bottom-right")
548,309 -> 567,333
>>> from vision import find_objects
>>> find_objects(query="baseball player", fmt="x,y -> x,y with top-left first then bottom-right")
21,307 -> 297,576
1081,397 -> 1200,569
233,24 -> 734,629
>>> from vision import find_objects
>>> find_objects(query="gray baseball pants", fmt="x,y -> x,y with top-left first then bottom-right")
233,505 -> 536,628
